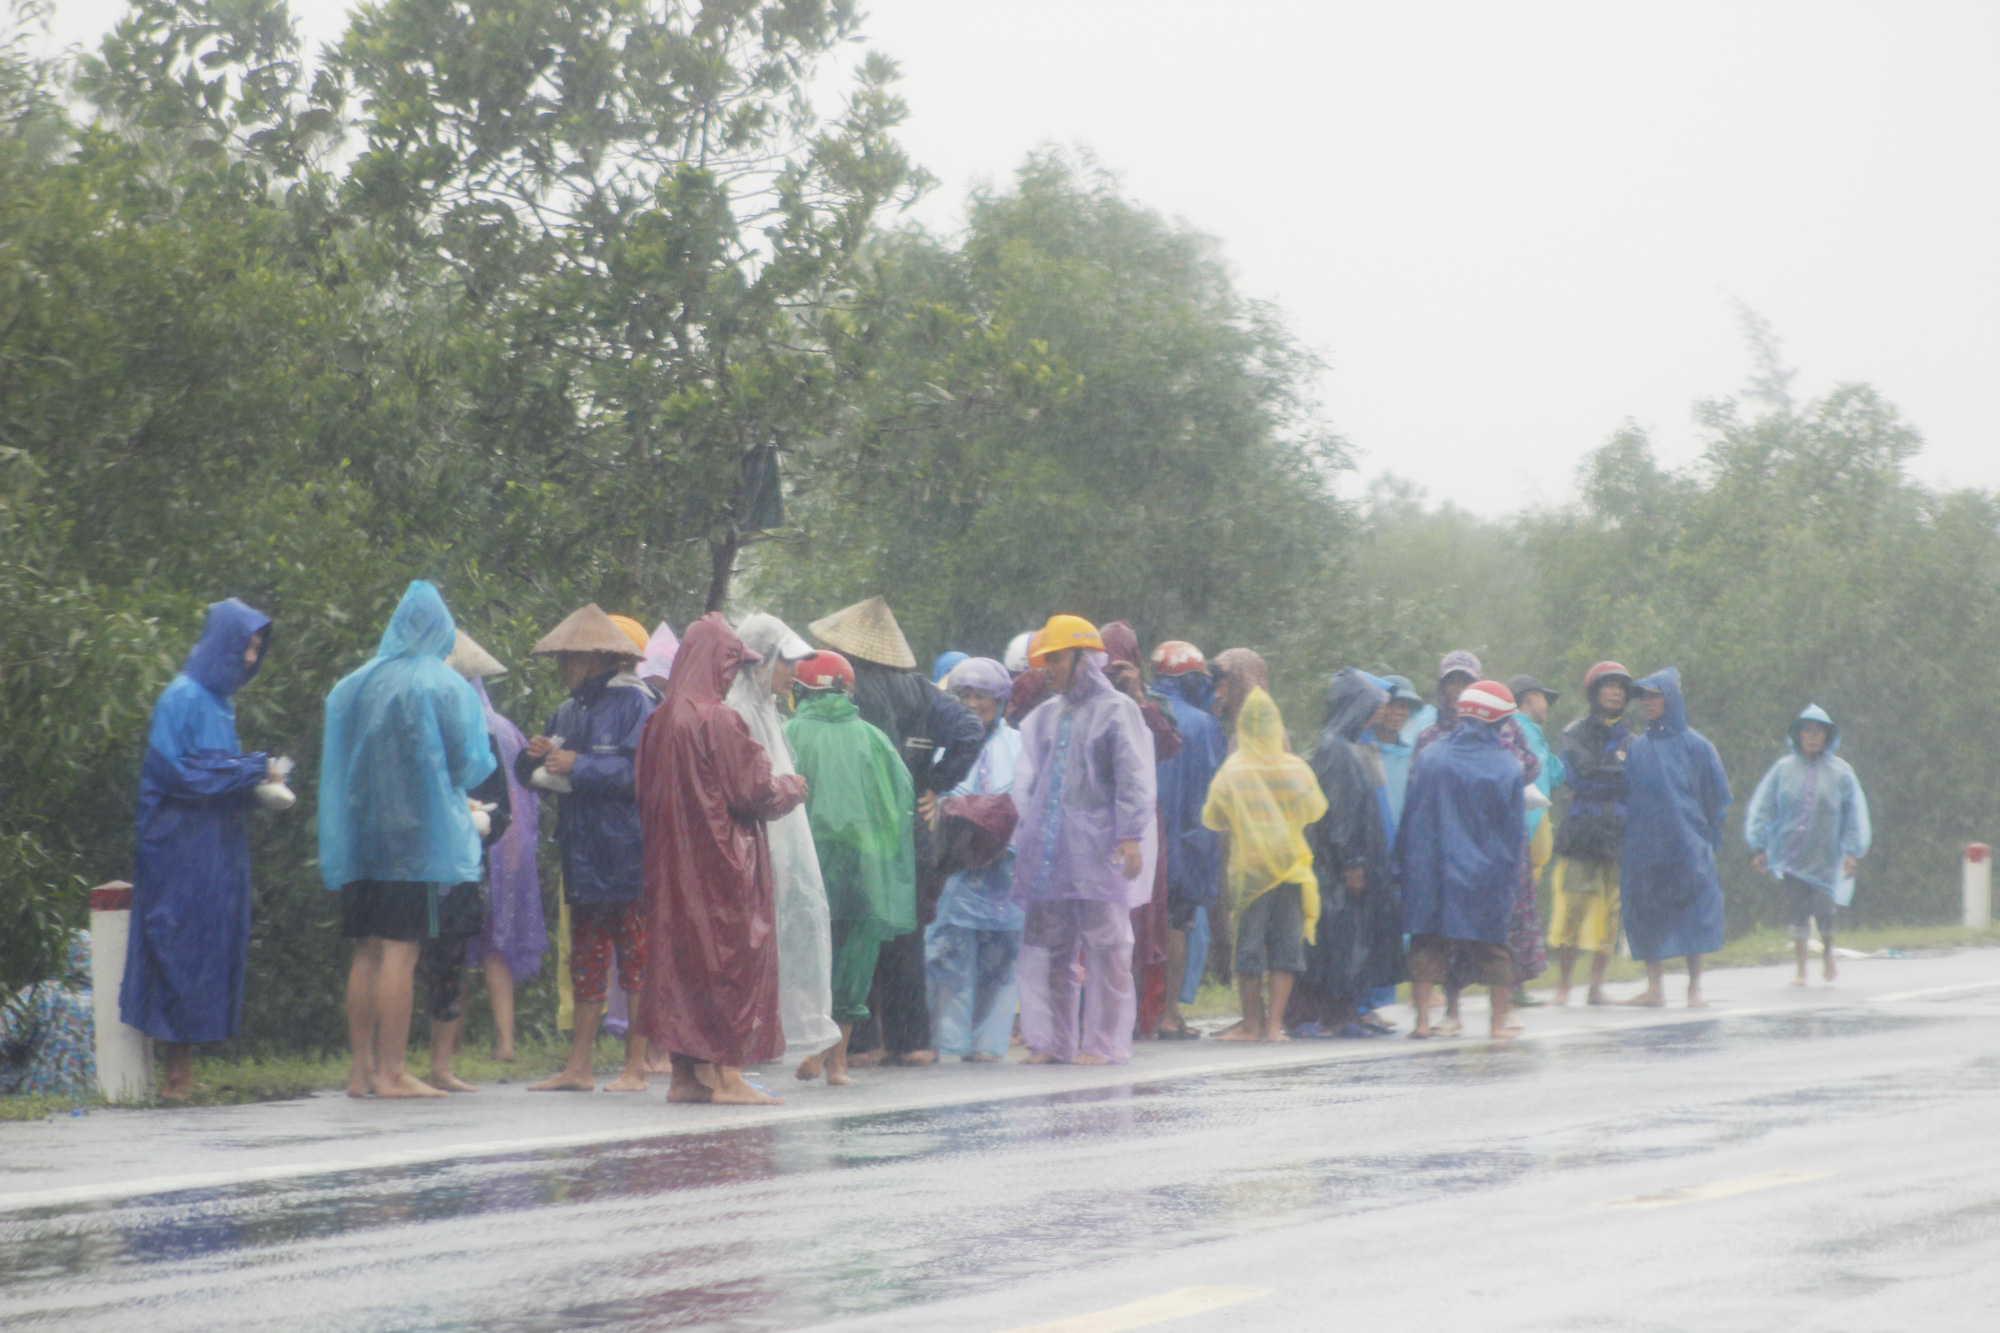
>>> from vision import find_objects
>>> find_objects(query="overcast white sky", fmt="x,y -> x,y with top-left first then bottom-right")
43,1 -> 2000,514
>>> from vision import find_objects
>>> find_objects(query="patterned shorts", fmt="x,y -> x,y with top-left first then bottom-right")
570,901 -> 645,1005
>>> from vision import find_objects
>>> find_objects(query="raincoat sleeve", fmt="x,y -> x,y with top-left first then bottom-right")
1841,770 -> 1873,861
444,681 -> 499,794
1139,697 -> 1182,763
513,709 -> 558,787
568,699 -> 643,800
712,710 -> 807,822
1111,701 -> 1158,844
1696,735 -> 1732,850
926,692 -> 988,794
1743,760 -> 1783,857
147,688 -> 267,799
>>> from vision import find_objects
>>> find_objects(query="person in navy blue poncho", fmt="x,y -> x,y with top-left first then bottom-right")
1148,641 -> 1222,1039
1621,667 -> 1732,1008
1395,680 -> 1527,1040
123,598 -> 276,1101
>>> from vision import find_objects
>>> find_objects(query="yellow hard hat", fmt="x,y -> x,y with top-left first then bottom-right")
607,614 -> 650,655
1029,614 -> 1102,666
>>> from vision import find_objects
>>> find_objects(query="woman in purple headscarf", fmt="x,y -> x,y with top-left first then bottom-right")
447,633 -> 545,1062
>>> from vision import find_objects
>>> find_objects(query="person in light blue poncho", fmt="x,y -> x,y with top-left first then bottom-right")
123,597 -> 275,1101
1745,705 -> 1871,987
320,581 -> 495,1099
1621,668 -> 1731,1008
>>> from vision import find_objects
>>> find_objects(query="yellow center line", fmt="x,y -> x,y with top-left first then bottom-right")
1601,1169 -> 1829,1210
992,1286 -> 1268,1333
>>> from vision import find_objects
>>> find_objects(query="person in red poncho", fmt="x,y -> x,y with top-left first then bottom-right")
637,613 -> 808,1106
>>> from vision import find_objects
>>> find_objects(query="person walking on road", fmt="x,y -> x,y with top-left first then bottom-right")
1397,680 -> 1528,1041
1547,661 -> 1635,1006
518,604 -> 657,1094
809,596 -> 984,1068
1011,615 -> 1158,1065
1621,667 -> 1732,1008
1204,687 -> 1327,1043
638,613 -> 808,1106
320,581 -> 496,1099
787,650 -> 915,1085
123,597 -> 280,1101
1745,705 -> 1872,986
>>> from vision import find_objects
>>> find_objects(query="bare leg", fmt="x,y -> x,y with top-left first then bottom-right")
1219,973 -> 1264,1041
159,1042 -> 196,1101
1409,980 -> 1435,1037
427,1017 -> 478,1092
1792,937 -> 1810,986
1443,985 -> 1461,1020
707,1064 -> 781,1105
481,954 -> 517,1060
373,940 -> 445,1097
1686,955 -> 1707,1007
1554,946 -> 1578,1006
665,1055 -> 712,1103
1624,960 -> 1666,1006
1585,951 -> 1611,1004
1823,932 -> 1837,982
1159,928 -> 1188,1035
603,1020 -> 650,1092
1264,971 -> 1294,1041
827,1025 -> 853,1084
346,939 -> 384,1096
1490,984 -> 1520,1038
533,999 -> 603,1091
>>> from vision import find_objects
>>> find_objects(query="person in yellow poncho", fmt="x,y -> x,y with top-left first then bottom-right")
1202,688 -> 1328,1043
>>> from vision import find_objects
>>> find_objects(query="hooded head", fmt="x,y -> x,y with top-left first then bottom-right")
183,597 -> 273,696
734,613 -> 813,697
947,656 -> 1013,703
1234,687 -> 1289,761
1100,621 -> 1143,670
668,612 -> 757,706
1322,668 -> 1390,744
1634,666 -> 1689,735
1788,703 -> 1840,758
931,650 -> 969,685
377,581 -> 455,661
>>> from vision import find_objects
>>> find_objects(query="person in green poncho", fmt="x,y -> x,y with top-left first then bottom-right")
786,650 -> 916,1085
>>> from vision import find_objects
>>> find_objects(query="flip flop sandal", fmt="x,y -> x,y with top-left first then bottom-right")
1334,1022 -> 1380,1039
1154,1024 -> 1202,1041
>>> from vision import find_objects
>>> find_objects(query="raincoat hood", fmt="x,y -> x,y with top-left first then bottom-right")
377,582 -> 456,661
1101,621 -> 1142,669
183,598 -> 272,697
1063,649 -> 1117,704
1788,704 -> 1841,757
931,650 -> 968,685
1637,667 -> 1690,736
1202,688 -> 1328,938
1235,688 -> 1287,760
668,613 -> 755,708
947,656 -> 1013,702
1212,647 -> 1269,694
1323,669 -> 1390,744
1154,670 -> 1215,713
735,614 -> 811,697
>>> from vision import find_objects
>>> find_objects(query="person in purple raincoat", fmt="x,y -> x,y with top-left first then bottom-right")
1011,615 -> 1158,1066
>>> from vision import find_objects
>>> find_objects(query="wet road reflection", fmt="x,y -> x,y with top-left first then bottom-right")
0,1009 -> 1970,1332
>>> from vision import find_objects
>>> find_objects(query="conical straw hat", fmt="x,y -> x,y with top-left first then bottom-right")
809,596 -> 916,670
530,603 -> 644,656
446,629 -> 508,679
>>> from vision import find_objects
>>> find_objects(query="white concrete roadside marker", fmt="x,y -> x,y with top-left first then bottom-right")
993,1286 -> 1267,1333
1963,844 -> 1991,930
1601,1170 -> 1828,1211
89,881 -> 154,1101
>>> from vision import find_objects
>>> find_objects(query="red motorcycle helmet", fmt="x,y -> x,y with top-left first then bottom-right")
1583,660 -> 1633,701
794,650 -> 855,693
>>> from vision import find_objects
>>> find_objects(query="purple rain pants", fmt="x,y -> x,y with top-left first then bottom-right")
1018,899 -> 1136,1064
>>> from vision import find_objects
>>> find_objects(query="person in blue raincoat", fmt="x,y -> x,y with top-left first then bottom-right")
1621,668 -> 1731,1007
320,581 -> 495,1099
1395,680 -> 1527,1040
1745,705 -> 1871,987
1148,641 -> 1224,1038
123,597 -> 277,1101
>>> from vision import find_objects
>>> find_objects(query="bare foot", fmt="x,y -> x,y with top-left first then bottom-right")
897,1049 -> 936,1067
1586,989 -> 1610,1006
1212,1019 -> 1247,1039
1262,1027 -> 1290,1043
1071,1053 -> 1110,1065
1622,992 -> 1666,1008
1024,1052 -> 1064,1064
428,1072 -> 480,1093
825,1062 -> 853,1085
494,1046 -> 516,1063
708,1068 -> 782,1105
1790,975 -> 1808,987
1214,1024 -> 1261,1042
1686,992 -> 1709,1009
1553,989 -> 1572,1007
529,1070 -> 596,1092
795,1053 -> 826,1081
376,1071 -> 449,1099
345,1069 -> 374,1098
602,1071 -> 648,1092
965,1052 -> 1001,1063
1824,959 -> 1838,983
1491,1024 -> 1524,1040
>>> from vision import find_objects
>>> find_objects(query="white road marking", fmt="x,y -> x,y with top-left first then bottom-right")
994,1287 -> 1266,1333
1601,1169 -> 1829,1210
1870,979 -> 2000,1004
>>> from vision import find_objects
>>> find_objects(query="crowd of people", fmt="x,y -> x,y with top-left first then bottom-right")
75,584 -> 1877,1106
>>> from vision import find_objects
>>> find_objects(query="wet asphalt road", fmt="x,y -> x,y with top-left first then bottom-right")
4,952 -> 1999,1332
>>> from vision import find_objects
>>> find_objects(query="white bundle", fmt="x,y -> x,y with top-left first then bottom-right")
469,800 -> 496,838
254,756 -> 297,811
530,767 -> 573,795
1523,784 -> 1551,812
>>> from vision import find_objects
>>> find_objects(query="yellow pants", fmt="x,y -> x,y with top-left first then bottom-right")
1547,857 -> 1620,954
